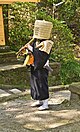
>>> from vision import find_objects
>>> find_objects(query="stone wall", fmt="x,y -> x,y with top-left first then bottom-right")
0,62 -> 61,90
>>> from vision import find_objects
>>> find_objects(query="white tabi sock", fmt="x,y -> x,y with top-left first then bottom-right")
38,99 -> 49,110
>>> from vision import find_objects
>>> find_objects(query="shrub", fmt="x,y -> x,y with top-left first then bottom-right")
50,19 -> 74,62
60,59 -> 80,85
8,2 -> 36,51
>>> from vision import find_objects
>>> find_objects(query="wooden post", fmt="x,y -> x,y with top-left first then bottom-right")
0,0 -> 40,4
0,6 -> 5,45
3,5 -> 9,45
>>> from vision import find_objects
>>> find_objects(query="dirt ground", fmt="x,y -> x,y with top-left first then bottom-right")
0,91 -> 80,132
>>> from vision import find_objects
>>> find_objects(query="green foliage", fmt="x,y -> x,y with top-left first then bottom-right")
8,2 -> 36,51
60,59 -> 80,84
69,7 -> 80,45
51,19 -> 74,62
58,0 -> 80,44
36,1 -> 53,20
59,0 -> 77,22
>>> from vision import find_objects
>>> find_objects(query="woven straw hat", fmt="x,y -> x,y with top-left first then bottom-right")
33,20 -> 53,40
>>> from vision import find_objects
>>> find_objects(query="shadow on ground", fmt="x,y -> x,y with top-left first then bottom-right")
0,94 -> 80,132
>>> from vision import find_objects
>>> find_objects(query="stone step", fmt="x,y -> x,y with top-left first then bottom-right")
0,64 -> 25,71
0,62 -> 61,89
0,46 -> 23,66
0,88 -> 22,98
49,90 -> 71,105
0,88 -> 71,105
0,46 -> 10,53
0,88 -> 27,103
0,89 -> 11,97
9,88 -> 22,94
69,82 -> 80,101
0,64 -> 30,88
69,82 -> 80,95
0,51 -> 23,66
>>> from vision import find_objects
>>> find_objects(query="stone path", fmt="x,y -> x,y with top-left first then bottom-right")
0,87 -> 70,103
0,87 -> 80,131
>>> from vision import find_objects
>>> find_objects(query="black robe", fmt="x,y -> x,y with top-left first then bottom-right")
30,40 -> 50,100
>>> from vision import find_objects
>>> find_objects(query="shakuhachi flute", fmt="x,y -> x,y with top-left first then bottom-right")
16,38 -> 44,66
16,38 -> 34,57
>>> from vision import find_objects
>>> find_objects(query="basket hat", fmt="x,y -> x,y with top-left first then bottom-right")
33,20 -> 53,40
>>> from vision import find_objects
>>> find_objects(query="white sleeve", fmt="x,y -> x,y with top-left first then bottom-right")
44,60 -> 49,66
27,45 -> 33,52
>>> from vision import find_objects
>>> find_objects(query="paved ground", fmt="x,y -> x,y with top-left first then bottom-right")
0,88 -> 80,132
